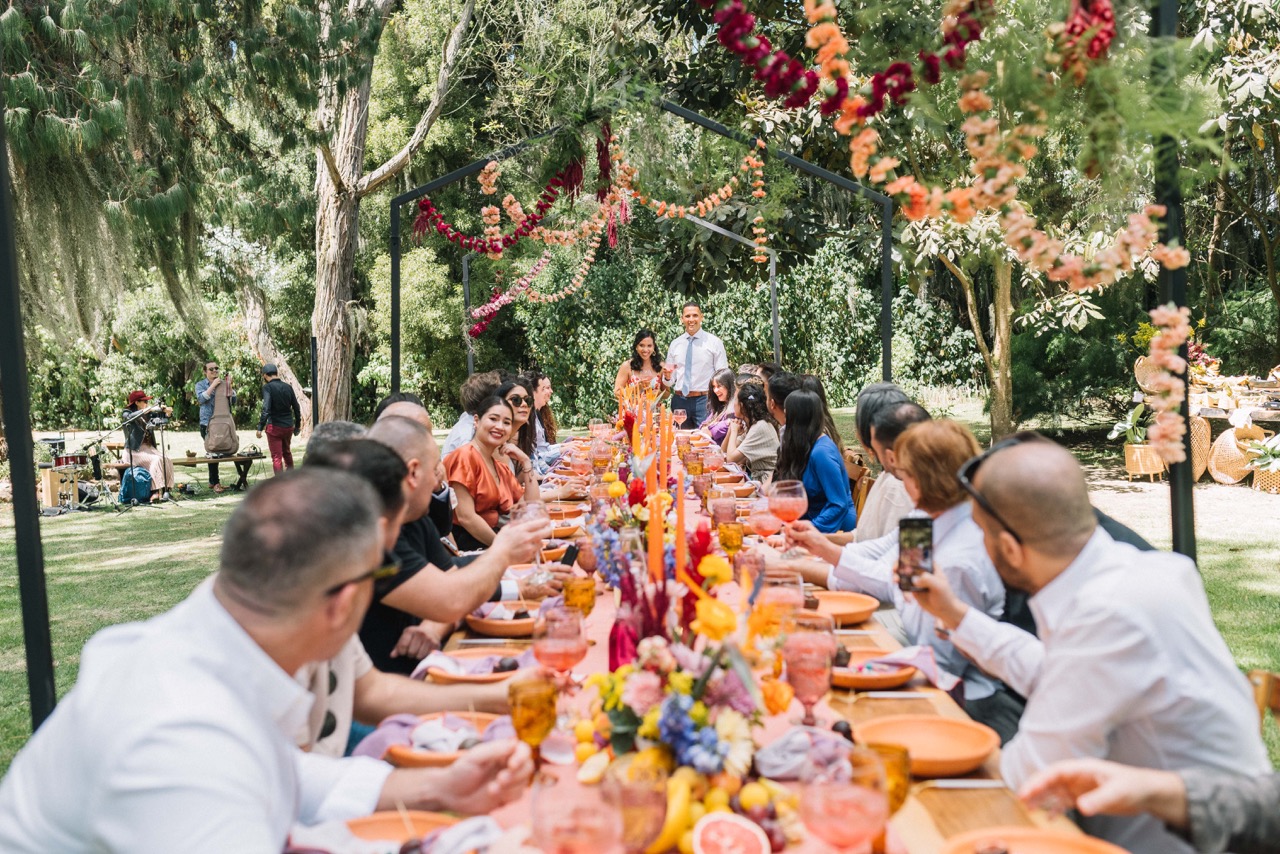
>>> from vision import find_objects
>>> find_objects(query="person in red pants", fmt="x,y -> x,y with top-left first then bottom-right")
255,363 -> 301,473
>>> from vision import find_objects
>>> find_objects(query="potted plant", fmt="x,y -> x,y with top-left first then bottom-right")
1109,403 -> 1164,481
1246,433 -> 1280,494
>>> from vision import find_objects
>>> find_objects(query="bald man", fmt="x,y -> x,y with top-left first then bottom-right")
377,399 -> 453,538
360,415 -> 562,673
911,441 -> 1268,854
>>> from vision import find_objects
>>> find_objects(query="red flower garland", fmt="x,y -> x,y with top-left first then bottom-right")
698,0 -> 822,110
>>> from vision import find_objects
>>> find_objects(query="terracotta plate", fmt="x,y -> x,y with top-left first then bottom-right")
541,544 -> 569,562
814,590 -> 879,625
426,647 -> 520,685
854,715 -> 998,777
832,648 -> 917,690
384,712 -> 502,768
553,524 -> 584,539
346,810 -> 458,842
940,827 -> 1129,854
731,483 -> 758,498
713,471 -> 745,483
464,614 -> 537,638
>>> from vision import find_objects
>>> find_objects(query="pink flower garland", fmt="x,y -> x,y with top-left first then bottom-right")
469,251 -> 554,320
1145,303 -> 1193,463
527,209 -> 610,304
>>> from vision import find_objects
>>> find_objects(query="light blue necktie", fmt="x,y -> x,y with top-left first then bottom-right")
681,335 -> 695,395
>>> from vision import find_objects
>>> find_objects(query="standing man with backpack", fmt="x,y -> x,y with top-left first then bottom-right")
195,362 -> 237,493
256,363 -> 301,474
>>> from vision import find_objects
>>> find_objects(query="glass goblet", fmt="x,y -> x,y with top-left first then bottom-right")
512,501 -> 553,584
509,677 -> 557,770
672,408 -> 687,429
603,753 -> 669,854
782,612 -> 837,726
574,535 -> 598,575
703,448 -> 725,473
563,576 -> 597,619
768,480 -> 809,559
866,742 -> 911,854
531,770 -> 623,854
801,747 -> 889,853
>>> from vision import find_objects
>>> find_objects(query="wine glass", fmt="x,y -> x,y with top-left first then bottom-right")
574,535 -> 598,575
569,453 -> 593,479
735,550 -> 765,592
768,480 -> 809,559
865,743 -> 910,854
509,677 -> 558,770
717,520 -> 744,561
690,474 -> 712,511
748,498 -> 783,540
703,448 -> 725,473
801,747 -> 889,853
531,770 -> 623,853
589,418 -> 605,439
603,753 -> 669,854
512,501 -> 553,585
672,408 -> 687,429
782,612 -> 837,726
533,605 -> 588,677
682,451 -> 703,477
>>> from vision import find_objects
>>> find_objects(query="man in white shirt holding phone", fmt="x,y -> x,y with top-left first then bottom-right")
910,438 -> 1268,854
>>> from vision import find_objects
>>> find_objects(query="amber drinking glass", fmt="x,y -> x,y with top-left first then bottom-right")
509,677 -> 558,769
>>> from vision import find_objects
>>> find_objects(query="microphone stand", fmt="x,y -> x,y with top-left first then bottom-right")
152,413 -> 178,504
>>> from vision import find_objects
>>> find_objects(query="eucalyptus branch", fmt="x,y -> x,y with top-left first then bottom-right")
357,0 -> 476,198
941,252 -> 995,374
318,143 -> 349,196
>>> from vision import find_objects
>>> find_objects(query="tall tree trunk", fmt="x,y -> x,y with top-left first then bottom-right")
310,0 -> 474,422
240,281 -> 314,436
989,257 -> 1014,439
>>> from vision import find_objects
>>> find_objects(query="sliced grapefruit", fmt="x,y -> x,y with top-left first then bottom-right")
691,812 -> 770,854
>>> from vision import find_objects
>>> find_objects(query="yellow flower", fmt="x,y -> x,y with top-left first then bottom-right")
692,598 -> 737,642
668,672 -> 694,695
699,555 -> 733,588
607,480 -> 627,499
638,707 -> 661,740
602,472 -> 619,483
760,677 -> 795,716
690,701 -> 709,726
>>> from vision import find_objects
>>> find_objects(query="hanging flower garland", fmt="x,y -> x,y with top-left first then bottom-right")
478,161 -> 501,195
695,0 -> 822,110
527,213 -> 609,304
469,251 -> 555,320
746,143 -> 769,263
1145,303 -> 1192,463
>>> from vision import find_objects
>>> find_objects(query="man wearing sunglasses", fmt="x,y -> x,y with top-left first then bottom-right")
909,438 -> 1267,854
0,469 -> 533,852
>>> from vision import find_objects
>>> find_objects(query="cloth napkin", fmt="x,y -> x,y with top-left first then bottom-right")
410,714 -> 515,752
754,726 -> 854,781
285,816 -> 505,854
849,644 -> 960,692
470,596 -> 563,620
349,713 -> 513,760
409,648 -> 535,680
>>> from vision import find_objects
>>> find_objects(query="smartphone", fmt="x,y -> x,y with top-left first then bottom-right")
897,517 -> 934,592
560,543 -> 580,568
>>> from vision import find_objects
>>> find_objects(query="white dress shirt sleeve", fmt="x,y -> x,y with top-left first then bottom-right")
827,529 -> 899,598
949,607 -> 1045,696
662,339 -> 681,389
92,721 -> 292,854
996,609 -> 1160,790
710,336 -> 728,373
293,751 -> 394,825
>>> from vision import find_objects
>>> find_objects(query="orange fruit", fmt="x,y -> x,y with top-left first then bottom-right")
707,772 -> 742,797
737,781 -> 769,812
691,812 -> 770,854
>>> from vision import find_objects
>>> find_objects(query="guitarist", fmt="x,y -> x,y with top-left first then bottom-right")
196,362 -> 236,493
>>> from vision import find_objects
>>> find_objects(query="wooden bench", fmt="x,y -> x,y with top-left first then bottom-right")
108,454 -> 266,490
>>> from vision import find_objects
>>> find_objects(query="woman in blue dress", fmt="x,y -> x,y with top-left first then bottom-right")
773,389 -> 856,533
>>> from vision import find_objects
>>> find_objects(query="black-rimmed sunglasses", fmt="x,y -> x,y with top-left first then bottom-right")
506,394 -> 533,406
323,555 -> 400,597
956,433 -> 1044,544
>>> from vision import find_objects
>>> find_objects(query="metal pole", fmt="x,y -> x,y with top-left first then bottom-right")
1152,0 -> 1196,561
0,82 -> 58,729
390,202 -> 401,394
310,335 -> 319,427
880,199 -> 894,381
462,254 -> 475,376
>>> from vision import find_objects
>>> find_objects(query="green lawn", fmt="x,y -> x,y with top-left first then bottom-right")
1,417 -> 1277,773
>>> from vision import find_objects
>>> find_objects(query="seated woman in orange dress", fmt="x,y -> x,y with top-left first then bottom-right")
444,396 -> 532,551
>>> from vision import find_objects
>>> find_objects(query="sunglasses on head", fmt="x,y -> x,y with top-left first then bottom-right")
957,432 -> 1045,545
506,394 -> 532,406
323,555 -> 401,597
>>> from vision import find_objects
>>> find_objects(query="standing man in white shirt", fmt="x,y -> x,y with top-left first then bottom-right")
0,469 -> 533,853
911,440 -> 1269,854
663,302 -> 728,427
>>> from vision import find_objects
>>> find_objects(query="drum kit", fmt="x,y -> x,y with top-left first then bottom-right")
36,436 -> 102,515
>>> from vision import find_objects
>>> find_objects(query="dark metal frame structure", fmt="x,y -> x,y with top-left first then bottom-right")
388,99 -> 896,393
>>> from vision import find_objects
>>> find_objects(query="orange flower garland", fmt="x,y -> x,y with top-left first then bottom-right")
526,211 -> 609,304
746,142 -> 769,263
478,161 -> 500,195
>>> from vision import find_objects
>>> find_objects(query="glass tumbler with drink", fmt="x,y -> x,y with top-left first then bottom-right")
603,753 -> 668,854
801,746 -> 890,853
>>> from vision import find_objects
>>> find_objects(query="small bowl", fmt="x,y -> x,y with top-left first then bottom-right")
553,524 -> 584,539
854,715 -> 999,777
814,590 -> 879,626
541,544 -> 568,562
939,827 -> 1129,854
347,810 -> 458,842
547,503 -> 586,521
713,471 -> 745,484
832,648 -> 917,690
384,712 -> 502,768
464,614 -> 537,638
426,647 -> 520,685
731,483 -> 758,498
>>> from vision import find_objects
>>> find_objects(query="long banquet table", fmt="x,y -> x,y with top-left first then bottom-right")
444,551 -> 1081,853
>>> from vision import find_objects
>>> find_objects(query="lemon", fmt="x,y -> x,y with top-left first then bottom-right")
687,801 -> 707,827
577,749 -> 610,784
677,829 -> 695,854
738,781 -> 770,812
574,719 -> 596,744
704,787 -> 731,812
574,742 -> 599,764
